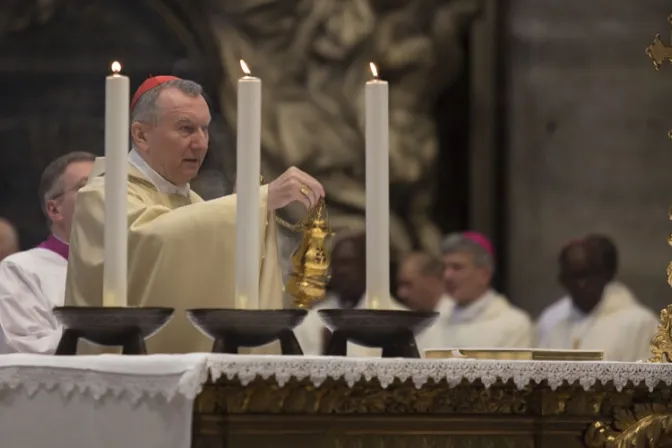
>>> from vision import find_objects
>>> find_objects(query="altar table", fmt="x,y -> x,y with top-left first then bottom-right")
3,354 -> 672,448
195,355 -> 672,448
0,353 -> 208,448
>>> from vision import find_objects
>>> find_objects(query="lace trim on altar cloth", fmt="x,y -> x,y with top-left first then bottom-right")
0,353 -> 209,403
206,355 -> 672,391
2,354 -> 672,401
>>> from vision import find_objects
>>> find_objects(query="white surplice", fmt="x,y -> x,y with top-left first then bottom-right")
0,248 -> 67,354
535,281 -> 659,361
421,290 -> 534,352
294,294 -> 410,357
414,295 -> 453,353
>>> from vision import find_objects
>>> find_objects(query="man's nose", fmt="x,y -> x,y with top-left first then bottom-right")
191,129 -> 209,150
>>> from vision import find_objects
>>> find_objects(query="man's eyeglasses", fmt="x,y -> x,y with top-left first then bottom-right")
48,182 -> 87,200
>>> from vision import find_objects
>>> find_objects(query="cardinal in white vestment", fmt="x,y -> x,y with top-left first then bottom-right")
536,235 -> 658,361
65,76 -> 325,354
395,251 -> 452,351
0,152 -> 94,353
294,232 -> 409,357
423,232 -> 533,351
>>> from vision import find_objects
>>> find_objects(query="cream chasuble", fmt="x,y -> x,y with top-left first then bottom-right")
422,290 -> 533,351
65,157 -> 284,354
535,282 -> 658,361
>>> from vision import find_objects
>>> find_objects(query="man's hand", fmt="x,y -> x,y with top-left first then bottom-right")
268,167 -> 325,210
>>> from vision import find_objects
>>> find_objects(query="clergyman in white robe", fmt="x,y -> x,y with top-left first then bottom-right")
0,236 -> 68,353
536,281 -> 658,361
420,289 -> 533,352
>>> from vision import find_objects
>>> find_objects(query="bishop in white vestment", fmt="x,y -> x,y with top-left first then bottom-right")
0,152 -> 94,353
421,232 -> 533,352
536,235 -> 658,361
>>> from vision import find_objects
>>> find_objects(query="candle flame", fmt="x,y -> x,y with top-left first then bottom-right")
240,59 -> 251,76
369,62 -> 378,79
111,61 -> 122,74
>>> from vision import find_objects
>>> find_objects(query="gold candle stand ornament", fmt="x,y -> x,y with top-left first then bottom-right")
276,198 -> 333,309
646,18 -> 672,363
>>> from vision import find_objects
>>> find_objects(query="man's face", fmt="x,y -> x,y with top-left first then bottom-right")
134,88 -> 211,186
396,260 -> 439,311
47,160 -> 93,235
559,246 -> 608,313
329,239 -> 366,304
442,251 -> 491,306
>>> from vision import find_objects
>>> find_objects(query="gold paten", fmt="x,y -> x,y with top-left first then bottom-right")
424,348 -> 604,361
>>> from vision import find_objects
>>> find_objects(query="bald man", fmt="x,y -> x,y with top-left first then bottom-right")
0,218 -> 19,261
396,251 -> 446,312
536,235 -> 658,361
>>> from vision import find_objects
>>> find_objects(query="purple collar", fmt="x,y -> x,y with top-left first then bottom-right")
37,235 -> 69,260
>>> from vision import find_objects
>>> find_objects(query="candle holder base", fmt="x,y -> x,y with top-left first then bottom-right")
318,309 -> 438,358
186,309 -> 308,355
52,307 -> 175,355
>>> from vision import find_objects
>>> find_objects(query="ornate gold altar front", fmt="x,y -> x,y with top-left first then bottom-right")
191,373 -> 672,448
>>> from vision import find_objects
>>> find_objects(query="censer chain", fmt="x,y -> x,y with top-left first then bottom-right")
275,198 -> 327,233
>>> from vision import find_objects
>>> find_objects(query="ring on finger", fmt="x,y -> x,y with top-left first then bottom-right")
300,184 -> 312,197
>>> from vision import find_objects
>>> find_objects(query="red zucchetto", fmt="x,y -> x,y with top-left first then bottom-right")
130,75 -> 180,111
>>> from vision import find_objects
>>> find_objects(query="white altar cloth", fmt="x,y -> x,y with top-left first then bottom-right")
0,353 -> 208,448
3,353 -> 672,448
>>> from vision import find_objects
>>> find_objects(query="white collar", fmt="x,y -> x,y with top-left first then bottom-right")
448,289 -> 495,323
128,149 -> 190,197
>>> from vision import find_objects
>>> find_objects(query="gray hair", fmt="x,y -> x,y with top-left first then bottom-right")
441,232 -> 494,270
131,79 -> 204,125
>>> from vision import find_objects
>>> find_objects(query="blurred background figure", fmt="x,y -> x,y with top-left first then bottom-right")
432,232 -> 533,349
0,218 -> 19,262
294,231 -> 408,356
536,235 -> 658,361
396,251 -> 447,312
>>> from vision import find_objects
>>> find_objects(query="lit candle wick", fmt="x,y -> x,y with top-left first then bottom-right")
111,61 -> 122,74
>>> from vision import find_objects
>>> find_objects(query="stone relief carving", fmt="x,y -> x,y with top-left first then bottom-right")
0,0 -> 478,260
204,0 -> 479,258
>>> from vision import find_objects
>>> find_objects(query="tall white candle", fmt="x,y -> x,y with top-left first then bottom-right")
235,60 -> 262,310
103,61 -> 129,307
365,63 -> 391,310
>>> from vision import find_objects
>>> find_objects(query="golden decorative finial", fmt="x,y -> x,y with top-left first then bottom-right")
646,16 -> 672,363
646,15 -> 672,70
